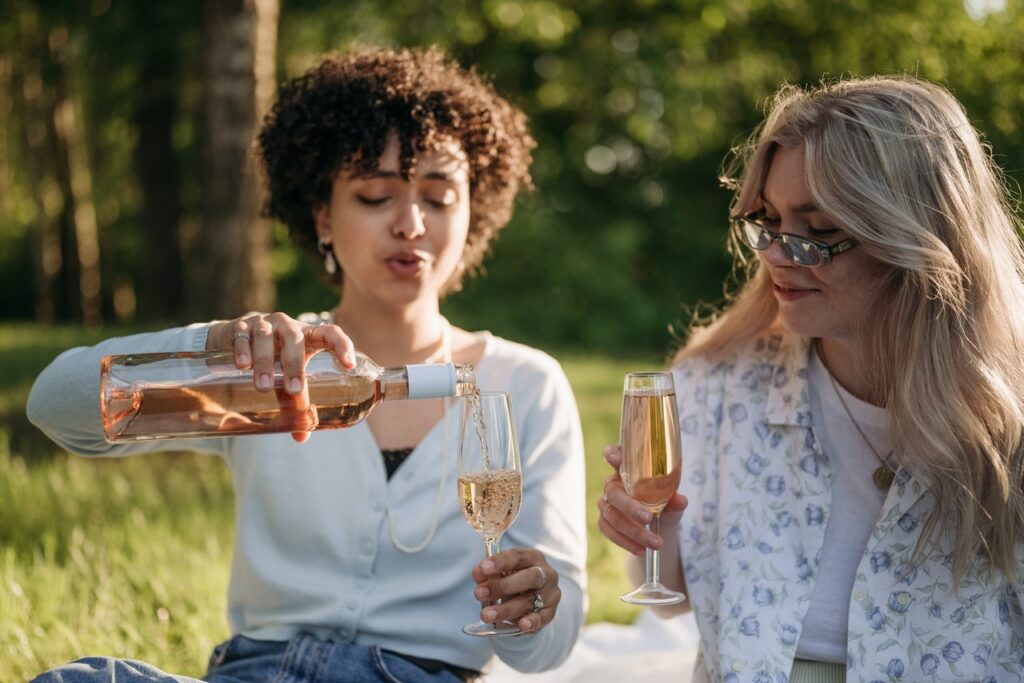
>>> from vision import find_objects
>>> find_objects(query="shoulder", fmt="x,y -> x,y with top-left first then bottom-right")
671,325 -> 806,411
674,326 -> 805,385
477,333 -> 576,407
480,333 -> 568,379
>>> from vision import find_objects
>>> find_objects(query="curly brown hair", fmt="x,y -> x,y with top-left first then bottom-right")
257,45 -> 535,291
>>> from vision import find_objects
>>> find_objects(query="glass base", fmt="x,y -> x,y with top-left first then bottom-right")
462,619 -> 527,637
620,582 -> 687,606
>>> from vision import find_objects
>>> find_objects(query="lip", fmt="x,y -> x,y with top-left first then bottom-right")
772,281 -> 818,301
384,250 -> 429,278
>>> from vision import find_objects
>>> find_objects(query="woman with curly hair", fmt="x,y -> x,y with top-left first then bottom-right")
28,46 -> 586,682
598,75 -> 1024,681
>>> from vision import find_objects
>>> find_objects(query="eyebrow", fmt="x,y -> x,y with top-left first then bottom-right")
792,201 -> 821,214
357,169 -> 460,182
759,191 -> 821,214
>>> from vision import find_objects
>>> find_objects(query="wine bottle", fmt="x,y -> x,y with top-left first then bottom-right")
100,350 -> 476,442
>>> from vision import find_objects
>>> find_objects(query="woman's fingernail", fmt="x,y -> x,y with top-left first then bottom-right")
288,377 -> 302,394
481,560 -> 495,573
475,587 -> 490,600
238,353 -> 250,365
257,374 -> 272,390
639,511 -> 652,524
482,609 -> 497,621
345,351 -> 355,366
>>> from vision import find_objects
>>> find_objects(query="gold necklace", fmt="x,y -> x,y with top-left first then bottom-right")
824,365 -> 896,489
386,317 -> 452,553
328,312 -> 454,552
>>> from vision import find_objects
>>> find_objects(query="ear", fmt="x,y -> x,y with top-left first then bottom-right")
313,203 -> 332,242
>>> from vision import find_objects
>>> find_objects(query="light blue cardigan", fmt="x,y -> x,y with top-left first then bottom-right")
27,323 -> 588,674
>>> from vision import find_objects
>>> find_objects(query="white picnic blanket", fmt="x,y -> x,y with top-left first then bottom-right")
485,610 -> 699,682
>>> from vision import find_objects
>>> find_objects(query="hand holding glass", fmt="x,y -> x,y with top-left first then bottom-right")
619,372 -> 686,605
458,391 -> 525,636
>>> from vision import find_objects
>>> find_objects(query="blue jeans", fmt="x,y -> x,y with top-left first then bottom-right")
32,633 -> 470,683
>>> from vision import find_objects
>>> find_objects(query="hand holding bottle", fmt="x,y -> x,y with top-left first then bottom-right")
208,311 -> 357,384
206,312 -> 355,443
99,313 -> 475,445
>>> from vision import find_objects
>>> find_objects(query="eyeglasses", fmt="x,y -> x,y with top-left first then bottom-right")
732,214 -> 859,266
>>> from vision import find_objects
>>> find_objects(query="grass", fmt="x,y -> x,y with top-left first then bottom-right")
0,322 -> 668,680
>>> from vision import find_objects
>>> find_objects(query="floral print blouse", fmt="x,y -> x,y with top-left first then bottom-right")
674,330 -> 1024,682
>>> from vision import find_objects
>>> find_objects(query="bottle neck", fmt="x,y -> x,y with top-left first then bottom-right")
380,363 -> 476,401
453,364 -> 477,397
381,367 -> 412,400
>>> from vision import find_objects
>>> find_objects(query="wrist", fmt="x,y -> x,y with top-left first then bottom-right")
205,321 -> 228,350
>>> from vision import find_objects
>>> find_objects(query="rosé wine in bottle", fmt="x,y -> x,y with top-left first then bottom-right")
100,350 -> 476,442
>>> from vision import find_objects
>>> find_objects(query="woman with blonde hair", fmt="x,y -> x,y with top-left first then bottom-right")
599,75 -> 1024,681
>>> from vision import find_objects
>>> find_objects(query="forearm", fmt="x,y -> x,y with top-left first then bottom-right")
26,324 -> 215,456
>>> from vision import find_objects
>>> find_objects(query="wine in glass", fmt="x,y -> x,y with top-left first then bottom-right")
619,371 -> 686,605
458,391 -> 525,636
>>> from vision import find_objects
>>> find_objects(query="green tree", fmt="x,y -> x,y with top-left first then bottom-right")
3,0 -> 1024,354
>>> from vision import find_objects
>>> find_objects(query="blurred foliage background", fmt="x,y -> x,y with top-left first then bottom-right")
3,0 -> 1024,678
3,0 -> 1023,355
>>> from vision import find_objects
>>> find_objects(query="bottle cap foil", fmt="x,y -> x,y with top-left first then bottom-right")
406,362 -> 457,399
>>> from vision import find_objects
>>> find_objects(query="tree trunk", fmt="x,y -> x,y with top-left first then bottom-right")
50,26 -> 103,326
0,57 -> 12,224
188,0 -> 278,320
17,17 -> 73,323
253,0 -> 279,127
16,59 -> 59,323
134,46 -> 183,322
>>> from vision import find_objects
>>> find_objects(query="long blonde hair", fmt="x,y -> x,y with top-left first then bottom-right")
679,76 -> 1024,585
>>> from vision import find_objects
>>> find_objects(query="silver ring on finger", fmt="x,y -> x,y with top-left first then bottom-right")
232,331 -> 251,342
534,565 -> 547,589
532,592 -> 545,613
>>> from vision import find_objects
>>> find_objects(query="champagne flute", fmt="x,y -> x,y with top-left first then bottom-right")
458,391 -> 525,636
619,371 -> 686,605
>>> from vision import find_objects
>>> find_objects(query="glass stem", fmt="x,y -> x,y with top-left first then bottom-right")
482,535 -> 503,623
645,513 -> 661,586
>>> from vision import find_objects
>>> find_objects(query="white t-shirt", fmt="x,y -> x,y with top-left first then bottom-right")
794,345 -> 894,663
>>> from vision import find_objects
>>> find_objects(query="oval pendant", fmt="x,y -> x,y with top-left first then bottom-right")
873,465 -> 895,489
